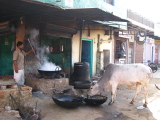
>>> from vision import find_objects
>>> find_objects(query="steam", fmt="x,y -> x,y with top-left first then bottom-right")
38,48 -> 61,71
37,46 -> 62,71
25,28 -> 61,73
39,61 -> 61,71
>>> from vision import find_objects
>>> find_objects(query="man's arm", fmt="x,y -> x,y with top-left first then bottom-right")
25,49 -> 34,55
13,60 -> 18,73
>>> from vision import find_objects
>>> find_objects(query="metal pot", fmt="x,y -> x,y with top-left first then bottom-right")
84,95 -> 108,106
73,80 -> 92,89
52,93 -> 83,108
38,67 -> 61,77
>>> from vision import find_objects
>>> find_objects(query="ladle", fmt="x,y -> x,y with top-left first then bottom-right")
27,38 -> 36,56
28,38 -> 41,65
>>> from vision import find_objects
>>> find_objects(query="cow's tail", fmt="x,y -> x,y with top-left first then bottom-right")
155,84 -> 160,90
150,69 -> 160,90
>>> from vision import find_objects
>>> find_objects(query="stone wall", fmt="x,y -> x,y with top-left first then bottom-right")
0,85 -> 32,109
25,78 -> 69,95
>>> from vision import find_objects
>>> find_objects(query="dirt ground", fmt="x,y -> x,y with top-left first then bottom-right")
30,78 -> 160,120
1,78 -> 160,120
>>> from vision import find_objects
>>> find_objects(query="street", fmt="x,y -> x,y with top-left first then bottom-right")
1,69 -> 160,120
26,69 -> 160,120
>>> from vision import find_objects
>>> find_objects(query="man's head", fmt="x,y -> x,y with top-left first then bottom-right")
17,41 -> 24,50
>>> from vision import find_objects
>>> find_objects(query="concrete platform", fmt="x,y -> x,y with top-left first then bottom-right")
25,77 -> 69,95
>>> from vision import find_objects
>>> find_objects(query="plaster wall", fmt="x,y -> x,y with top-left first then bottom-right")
72,26 -> 114,75
143,38 -> 155,63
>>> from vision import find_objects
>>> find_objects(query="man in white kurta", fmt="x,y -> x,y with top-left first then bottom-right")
13,41 -> 34,85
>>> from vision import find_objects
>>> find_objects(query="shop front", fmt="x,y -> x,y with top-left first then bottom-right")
115,38 -> 127,64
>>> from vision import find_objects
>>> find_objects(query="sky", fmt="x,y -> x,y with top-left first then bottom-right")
125,0 -> 160,23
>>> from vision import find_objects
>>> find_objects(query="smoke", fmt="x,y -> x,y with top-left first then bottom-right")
25,28 -> 61,72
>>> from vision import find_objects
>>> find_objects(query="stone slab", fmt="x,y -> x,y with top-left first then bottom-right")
0,79 -> 16,86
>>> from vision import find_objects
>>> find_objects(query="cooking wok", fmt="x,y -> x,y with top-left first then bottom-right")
84,95 -> 108,106
52,93 -> 83,108
38,67 -> 61,77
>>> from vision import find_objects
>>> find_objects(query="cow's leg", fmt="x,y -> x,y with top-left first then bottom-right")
130,84 -> 141,104
143,85 -> 148,107
108,83 -> 117,105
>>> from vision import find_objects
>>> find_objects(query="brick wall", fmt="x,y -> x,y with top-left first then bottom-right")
0,85 -> 32,109
136,43 -> 143,63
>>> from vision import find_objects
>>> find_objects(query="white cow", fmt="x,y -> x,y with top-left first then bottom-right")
89,64 -> 152,107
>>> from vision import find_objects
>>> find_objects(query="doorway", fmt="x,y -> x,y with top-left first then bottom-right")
0,34 -> 15,75
81,39 -> 93,76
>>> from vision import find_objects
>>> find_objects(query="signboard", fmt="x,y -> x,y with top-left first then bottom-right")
119,31 -> 132,39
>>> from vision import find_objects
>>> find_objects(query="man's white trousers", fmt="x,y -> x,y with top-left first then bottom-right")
14,69 -> 24,85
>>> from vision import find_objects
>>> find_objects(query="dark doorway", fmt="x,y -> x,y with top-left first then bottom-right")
81,39 -> 93,76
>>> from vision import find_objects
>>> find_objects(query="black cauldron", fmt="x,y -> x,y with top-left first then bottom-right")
74,80 -> 92,89
38,67 -> 61,77
52,93 -> 83,108
84,95 -> 108,106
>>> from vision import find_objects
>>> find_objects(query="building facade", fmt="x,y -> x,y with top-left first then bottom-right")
0,0 -> 160,78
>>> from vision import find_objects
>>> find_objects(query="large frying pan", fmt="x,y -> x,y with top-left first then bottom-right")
38,67 -> 61,77
84,95 -> 108,106
52,93 -> 83,108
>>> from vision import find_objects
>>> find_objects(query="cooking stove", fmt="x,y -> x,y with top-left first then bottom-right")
25,73 -> 69,95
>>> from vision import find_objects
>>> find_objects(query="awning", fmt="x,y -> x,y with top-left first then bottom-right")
65,8 -> 128,22
0,0 -> 64,22
148,35 -> 160,40
0,0 -> 128,23
93,20 -> 127,30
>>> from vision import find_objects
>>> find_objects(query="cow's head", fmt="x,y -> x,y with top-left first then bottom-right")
88,83 -> 100,96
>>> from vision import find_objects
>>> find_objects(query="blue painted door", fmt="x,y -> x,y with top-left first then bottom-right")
81,39 -> 93,76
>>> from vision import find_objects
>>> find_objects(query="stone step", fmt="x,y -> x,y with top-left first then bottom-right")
0,79 -> 16,86
0,85 -> 18,90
